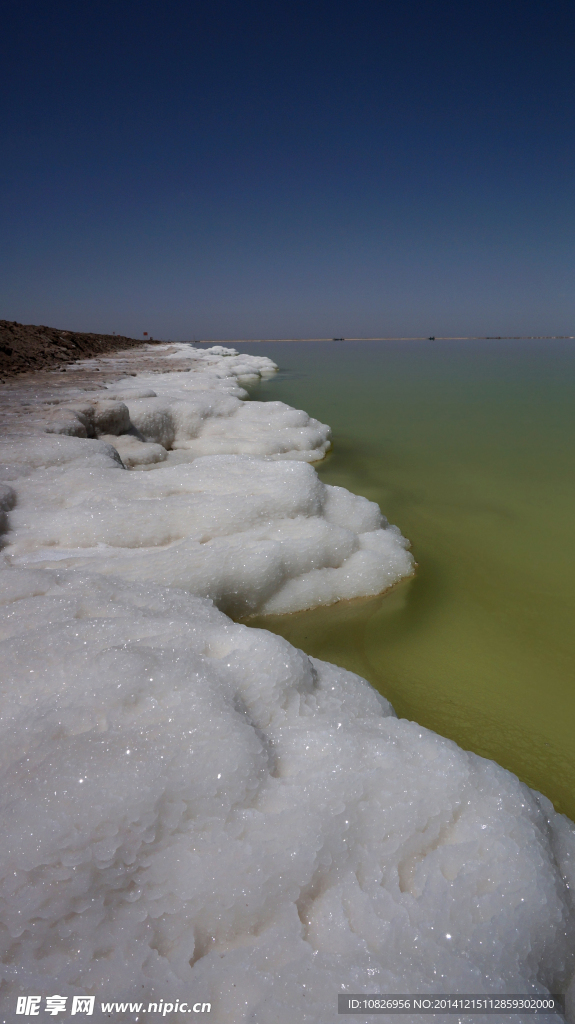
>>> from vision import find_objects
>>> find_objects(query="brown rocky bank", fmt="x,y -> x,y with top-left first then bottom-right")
0,320 -> 161,379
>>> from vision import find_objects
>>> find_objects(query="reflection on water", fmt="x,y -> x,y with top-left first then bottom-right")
234,339 -> 575,820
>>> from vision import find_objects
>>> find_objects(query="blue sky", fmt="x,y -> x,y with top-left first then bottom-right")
1,0 -> 574,338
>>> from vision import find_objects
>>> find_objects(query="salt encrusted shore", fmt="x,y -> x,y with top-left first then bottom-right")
0,344 -> 574,1023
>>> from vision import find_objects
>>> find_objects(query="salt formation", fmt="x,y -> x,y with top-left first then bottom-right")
0,344 -> 574,1022
40,344 -> 332,465
0,346 -> 412,617
1,443 -> 412,617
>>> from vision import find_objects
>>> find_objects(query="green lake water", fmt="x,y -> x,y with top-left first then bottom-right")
229,339 -> 575,819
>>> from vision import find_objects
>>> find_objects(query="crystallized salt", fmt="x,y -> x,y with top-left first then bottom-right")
0,345 -> 573,1022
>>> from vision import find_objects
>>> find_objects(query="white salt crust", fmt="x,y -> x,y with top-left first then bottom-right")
39,345 -> 331,465
0,347 -> 413,617
0,346 -> 573,1023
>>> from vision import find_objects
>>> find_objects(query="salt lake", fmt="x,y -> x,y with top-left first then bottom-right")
241,339 -> 575,819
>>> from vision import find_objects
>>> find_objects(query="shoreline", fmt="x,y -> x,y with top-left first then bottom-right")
1,342 -> 574,1018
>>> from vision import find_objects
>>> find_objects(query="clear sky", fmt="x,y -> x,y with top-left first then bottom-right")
1,0 -> 574,339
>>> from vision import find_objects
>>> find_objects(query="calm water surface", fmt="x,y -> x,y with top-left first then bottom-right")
228,340 -> 575,819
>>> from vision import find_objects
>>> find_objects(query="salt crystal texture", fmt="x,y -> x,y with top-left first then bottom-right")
0,345 -> 573,1023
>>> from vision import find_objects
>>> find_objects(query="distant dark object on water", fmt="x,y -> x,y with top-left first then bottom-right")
428,336 -> 435,340
332,337 -> 345,341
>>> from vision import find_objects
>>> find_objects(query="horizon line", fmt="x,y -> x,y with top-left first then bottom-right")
187,335 -> 575,343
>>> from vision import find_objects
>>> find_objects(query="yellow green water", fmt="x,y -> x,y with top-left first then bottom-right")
231,339 -> 575,819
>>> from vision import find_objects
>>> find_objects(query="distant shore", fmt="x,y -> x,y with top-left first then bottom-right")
2,320 -> 573,380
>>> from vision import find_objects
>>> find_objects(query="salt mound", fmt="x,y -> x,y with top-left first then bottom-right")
40,355 -> 331,464
2,445 -> 413,616
0,569 -> 573,1022
1,348 -> 412,616
201,344 -> 238,355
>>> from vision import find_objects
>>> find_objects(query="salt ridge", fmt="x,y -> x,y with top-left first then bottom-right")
0,344 -> 573,1022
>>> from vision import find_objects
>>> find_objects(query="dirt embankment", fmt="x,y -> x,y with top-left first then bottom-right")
0,320 -> 160,379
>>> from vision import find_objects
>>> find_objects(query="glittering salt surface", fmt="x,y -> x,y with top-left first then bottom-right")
0,345 -> 573,1022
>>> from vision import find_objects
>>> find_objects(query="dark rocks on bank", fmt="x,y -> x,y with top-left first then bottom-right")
0,321 -> 160,379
